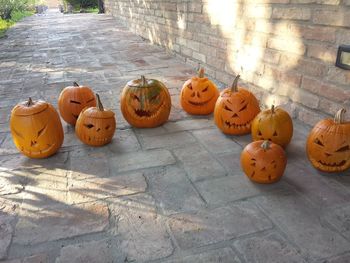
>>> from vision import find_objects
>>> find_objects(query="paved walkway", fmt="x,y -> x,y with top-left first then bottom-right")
0,11 -> 350,263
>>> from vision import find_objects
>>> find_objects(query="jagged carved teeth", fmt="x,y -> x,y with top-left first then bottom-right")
224,120 -> 251,129
134,109 -> 152,117
318,160 -> 346,167
88,137 -> 109,142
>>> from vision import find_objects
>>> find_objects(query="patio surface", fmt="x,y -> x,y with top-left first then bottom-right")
0,11 -> 350,263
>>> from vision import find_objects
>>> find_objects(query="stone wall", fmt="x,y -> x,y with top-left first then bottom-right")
104,0 -> 350,125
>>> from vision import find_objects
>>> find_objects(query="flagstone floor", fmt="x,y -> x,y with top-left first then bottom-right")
0,10 -> 349,263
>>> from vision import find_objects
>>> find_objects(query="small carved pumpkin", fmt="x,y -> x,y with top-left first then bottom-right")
75,94 -> 116,146
120,75 -> 171,128
58,82 -> 96,126
180,67 -> 219,115
306,109 -> 350,172
251,105 -> 293,148
10,98 -> 64,158
241,140 -> 287,184
214,75 -> 260,135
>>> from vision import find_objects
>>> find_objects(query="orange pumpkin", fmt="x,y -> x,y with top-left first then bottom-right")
214,75 -> 260,135
75,94 -> 116,146
180,67 -> 219,115
306,109 -> 350,173
241,140 -> 287,184
10,98 -> 64,158
58,82 -> 96,126
251,105 -> 293,148
120,75 -> 171,128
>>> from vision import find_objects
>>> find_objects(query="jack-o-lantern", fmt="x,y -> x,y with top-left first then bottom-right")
10,98 -> 64,158
75,94 -> 116,146
241,140 -> 287,184
180,67 -> 219,115
251,105 -> 293,148
306,109 -> 350,173
214,75 -> 260,135
58,82 -> 96,126
120,75 -> 171,128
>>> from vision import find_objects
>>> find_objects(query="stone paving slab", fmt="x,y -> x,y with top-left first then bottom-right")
0,10 -> 349,263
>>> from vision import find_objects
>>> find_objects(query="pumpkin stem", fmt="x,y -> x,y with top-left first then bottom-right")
231,75 -> 240,92
198,67 -> 205,78
73,82 -> 79,87
261,140 -> 271,151
96,93 -> 104,111
141,75 -> 146,86
334,109 -> 346,124
271,105 -> 275,114
26,97 -> 34,107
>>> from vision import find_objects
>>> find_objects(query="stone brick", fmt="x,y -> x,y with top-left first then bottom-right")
107,129 -> 141,153
298,107 -> 327,126
145,166 -> 204,215
272,7 -> 311,20
13,202 -> 109,245
192,129 -> 242,154
173,144 -> 227,181
1,254 -> 48,263
313,9 -> 350,27
163,119 -> 214,132
139,131 -> 196,150
68,172 -> 147,204
163,247 -> 241,263
188,3 -> 202,13
301,77 -> 350,102
267,37 -> 306,55
323,253 -> 350,263
56,239 -> 124,263
234,232 -> 306,263
326,67 -> 350,86
322,204 -> 350,241
307,43 -> 337,63
168,201 -> 272,249
195,174 -> 290,205
0,215 -> 14,259
192,51 -> 206,63
253,191 -> 350,259
109,194 -> 173,261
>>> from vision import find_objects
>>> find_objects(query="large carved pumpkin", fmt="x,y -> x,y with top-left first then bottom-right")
214,75 -> 260,135
241,140 -> 287,184
10,98 -> 64,158
180,67 -> 219,115
120,75 -> 171,128
58,82 -> 96,126
251,105 -> 293,148
306,109 -> 350,172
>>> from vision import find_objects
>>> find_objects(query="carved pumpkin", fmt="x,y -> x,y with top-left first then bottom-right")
58,82 -> 96,126
306,109 -> 350,172
120,75 -> 171,128
251,105 -> 293,148
180,67 -> 219,115
214,75 -> 260,135
10,98 -> 64,158
75,94 -> 116,146
241,140 -> 287,184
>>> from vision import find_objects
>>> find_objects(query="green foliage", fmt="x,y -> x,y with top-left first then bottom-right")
63,0 -> 98,10
0,9 -> 33,38
0,0 -> 35,20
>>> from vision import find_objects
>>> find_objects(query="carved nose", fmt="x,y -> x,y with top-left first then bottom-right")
31,140 -> 37,147
232,113 -> 238,118
324,152 -> 332,157
190,92 -> 195,97
196,91 -> 201,98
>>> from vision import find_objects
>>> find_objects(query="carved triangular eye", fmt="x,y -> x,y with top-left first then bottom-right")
70,100 -> 81,104
239,104 -> 247,112
314,138 -> 324,147
132,94 -> 140,102
37,125 -> 46,137
273,131 -> 278,136
224,105 -> 232,111
336,145 -> 350,152
105,125 -> 110,130
258,130 -> 262,136
84,124 -> 94,129
202,86 -> 208,92
188,83 -> 193,90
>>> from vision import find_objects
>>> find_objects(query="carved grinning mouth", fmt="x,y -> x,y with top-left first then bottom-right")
317,160 -> 347,167
188,97 -> 213,106
134,109 -> 152,117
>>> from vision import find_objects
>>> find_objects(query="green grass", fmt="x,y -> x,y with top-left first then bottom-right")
0,10 -> 34,38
